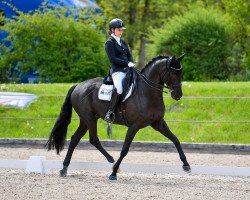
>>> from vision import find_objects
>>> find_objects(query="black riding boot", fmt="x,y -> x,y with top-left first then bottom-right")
104,91 -> 120,123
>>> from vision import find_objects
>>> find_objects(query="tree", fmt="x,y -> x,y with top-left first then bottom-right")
147,6 -> 234,81
97,0 -> 196,68
0,5 -> 109,83
221,0 -> 250,80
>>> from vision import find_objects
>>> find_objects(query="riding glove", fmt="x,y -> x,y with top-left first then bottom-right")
128,62 -> 135,68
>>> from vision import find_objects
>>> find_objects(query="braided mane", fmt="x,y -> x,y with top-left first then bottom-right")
141,55 -> 170,73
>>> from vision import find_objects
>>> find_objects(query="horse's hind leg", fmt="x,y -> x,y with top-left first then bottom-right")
151,119 -> 191,172
88,120 -> 115,163
60,122 -> 88,177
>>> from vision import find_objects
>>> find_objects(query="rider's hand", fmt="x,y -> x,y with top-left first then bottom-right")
128,62 -> 135,68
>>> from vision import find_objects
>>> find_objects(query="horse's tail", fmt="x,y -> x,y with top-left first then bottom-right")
46,84 -> 77,154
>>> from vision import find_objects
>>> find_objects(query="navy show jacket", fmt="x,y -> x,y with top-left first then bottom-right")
105,36 -> 133,74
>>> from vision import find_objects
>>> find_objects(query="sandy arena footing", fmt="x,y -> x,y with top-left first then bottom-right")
0,147 -> 249,200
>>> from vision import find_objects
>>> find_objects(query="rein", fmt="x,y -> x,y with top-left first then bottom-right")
134,68 -> 170,94
134,57 -> 182,94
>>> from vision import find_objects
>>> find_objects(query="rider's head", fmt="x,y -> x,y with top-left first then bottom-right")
108,18 -> 126,37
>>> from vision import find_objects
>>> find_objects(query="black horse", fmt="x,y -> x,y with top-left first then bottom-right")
47,55 -> 191,180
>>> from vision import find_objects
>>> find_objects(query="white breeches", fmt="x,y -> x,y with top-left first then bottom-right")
112,72 -> 126,94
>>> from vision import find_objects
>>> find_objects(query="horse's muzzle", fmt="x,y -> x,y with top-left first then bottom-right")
171,90 -> 182,100
173,96 -> 181,101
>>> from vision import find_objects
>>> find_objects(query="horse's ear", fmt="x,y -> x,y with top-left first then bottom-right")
171,56 -> 176,62
177,54 -> 185,62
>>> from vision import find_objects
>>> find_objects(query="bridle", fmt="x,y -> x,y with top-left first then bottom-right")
134,57 -> 182,94
162,57 -> 182,91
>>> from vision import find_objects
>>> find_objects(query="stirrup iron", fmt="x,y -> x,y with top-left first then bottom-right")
104,110 -> 115,123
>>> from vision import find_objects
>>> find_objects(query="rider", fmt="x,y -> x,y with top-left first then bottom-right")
104,18 -> 135,123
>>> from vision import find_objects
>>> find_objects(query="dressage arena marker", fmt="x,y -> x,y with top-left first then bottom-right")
0,156 -> 249,177
25,156 -> 49,174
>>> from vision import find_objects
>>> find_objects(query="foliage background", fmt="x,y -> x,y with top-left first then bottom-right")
0,0 -> 249,82
0,4 -> 108,83
147,7 -> 234,81
97,0 -> 249,81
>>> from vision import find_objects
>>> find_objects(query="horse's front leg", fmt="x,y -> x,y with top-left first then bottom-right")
151,119 -> 191,172
109,126 -> 139,180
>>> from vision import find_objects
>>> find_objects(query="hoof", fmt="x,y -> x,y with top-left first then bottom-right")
109,174 -> 117,180
108,157 -> 115,163
60,169 -> 67,177
182,164 -> 191,172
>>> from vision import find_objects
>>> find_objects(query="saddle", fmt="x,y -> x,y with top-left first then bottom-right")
98,68 -> 137,102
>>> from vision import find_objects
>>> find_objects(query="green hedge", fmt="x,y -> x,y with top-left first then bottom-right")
0,6 -> 108,83
147,7 -> 235,81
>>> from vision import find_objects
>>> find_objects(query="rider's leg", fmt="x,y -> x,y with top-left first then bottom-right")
112,72 -> 126,95
104,90 -> 120,122
104,72 -> 126,123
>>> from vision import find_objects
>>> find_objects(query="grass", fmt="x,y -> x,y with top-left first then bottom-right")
0,82 -> 249,144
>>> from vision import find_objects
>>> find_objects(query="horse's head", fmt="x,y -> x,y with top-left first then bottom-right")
163,54 -> 185,100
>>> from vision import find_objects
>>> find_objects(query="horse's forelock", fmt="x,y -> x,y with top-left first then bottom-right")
169,57 -> 183,76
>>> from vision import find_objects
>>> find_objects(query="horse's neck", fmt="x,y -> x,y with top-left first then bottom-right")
142,59 -> 165,87
137,59 -> 165,100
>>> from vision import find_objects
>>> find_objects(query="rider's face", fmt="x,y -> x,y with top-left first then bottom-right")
113,28 -> 124,37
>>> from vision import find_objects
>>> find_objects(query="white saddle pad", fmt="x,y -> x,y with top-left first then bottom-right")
98,84 -> 134,102
98,84 -> 114,101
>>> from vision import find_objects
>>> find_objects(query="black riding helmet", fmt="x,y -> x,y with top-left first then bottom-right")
109,18 -> 126,30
